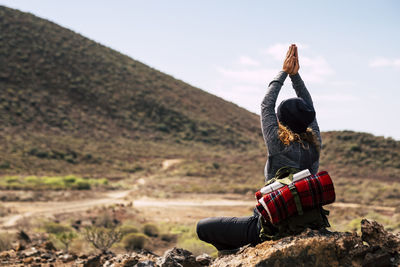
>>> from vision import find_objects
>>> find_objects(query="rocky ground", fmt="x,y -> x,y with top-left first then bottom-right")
1,219 -> 399,266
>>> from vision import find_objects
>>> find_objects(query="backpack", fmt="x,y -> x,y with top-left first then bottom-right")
256,167 -> 334,241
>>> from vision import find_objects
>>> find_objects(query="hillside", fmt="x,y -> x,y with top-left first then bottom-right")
0,5 -> 399,185
0,5 -> 262,177
0,6 -> 260,144
320,131 -> 400,179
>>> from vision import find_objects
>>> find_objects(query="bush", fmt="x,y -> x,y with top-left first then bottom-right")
120,225 -> 139,236
0,161 -> 10,169
75,180 -> 91,190
83,226 -> 122,253
63,175 -> 76,184
160,233 -> 177,242
143,223 -> 159,237
121,233 -> 148,251
5,176 -> 18,183
54,231 -> 77,252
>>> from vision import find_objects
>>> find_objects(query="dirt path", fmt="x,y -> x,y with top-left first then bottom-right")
0,190 -> 133,228
0,191 -> 396,229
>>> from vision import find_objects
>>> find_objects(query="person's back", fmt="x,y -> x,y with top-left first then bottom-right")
261,70 -> 322,181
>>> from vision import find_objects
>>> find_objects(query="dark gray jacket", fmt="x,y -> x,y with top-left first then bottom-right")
261,71 -> 322,182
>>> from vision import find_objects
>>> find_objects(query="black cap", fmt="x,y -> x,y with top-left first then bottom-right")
277,97 -> 315,133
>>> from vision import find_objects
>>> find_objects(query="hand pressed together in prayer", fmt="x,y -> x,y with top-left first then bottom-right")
282,44 -> 300,75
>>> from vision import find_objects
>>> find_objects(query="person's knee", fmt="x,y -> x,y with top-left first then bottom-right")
196,219 -> 208,241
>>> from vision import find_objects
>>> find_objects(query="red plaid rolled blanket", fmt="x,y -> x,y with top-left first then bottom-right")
256,171 -> 335,224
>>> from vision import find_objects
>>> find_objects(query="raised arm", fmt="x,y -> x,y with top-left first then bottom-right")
261,71 -> 288,150
261,45 -> 297,152
289,45 -> 321,145
290,73 -> 314,107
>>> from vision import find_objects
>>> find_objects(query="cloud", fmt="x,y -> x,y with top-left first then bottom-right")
216,67 -> 278,85
300,55 -> 334,83
369,57 -> 400,68
238,56 -> 260,66
330,81 -> 357,87
312,93 -> 358,102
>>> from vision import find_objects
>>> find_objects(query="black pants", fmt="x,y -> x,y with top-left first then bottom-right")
196,215 -> 261,251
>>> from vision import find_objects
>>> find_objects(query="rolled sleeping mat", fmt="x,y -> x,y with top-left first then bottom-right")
256,171 -> 335,225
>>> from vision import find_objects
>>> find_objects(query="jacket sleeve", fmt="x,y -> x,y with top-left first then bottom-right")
261,71 -> 288,154
290,73 -> 322,147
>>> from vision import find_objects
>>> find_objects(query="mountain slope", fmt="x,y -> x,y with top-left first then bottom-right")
320,131 -> 400,179
0,6 -> 399,183
0,5 -> 260,147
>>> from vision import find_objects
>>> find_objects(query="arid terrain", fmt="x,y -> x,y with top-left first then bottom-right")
1,5 -> 399,265
1,180 -> 399,258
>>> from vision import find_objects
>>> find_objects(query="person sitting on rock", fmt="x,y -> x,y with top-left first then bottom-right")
196,44 -> 322,253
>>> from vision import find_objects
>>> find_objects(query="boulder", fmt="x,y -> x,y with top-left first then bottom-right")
159,247 -> 200,267
211,220 -> 400,267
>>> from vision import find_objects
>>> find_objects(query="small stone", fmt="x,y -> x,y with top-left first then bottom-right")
23,247 -> 40,257
83,255 -> 101,267
136,260 -> 156,267
41,252 -> 52,259
56,251 -> 64,256
160,247 -> 199,267
120,257 -> 139,266
196,254 -> 212,266
61,254 -> 76,262
0,251 -> 10,259
23,257 -> 34,264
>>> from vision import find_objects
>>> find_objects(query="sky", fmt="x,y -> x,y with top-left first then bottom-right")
1,0 -> 400,140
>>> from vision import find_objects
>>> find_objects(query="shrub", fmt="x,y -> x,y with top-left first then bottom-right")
74,180 -> 91,190
83,226 -> 122,253
5,176 -> 18,183
121,233 -> 148,251
160,233 -> 177,242
63,175 -> 76,184
54,231 -> 77,252
143,223 -> 159,237
0,161 -> 10,169
120,225 -> 139,236
43,177 -> 64,189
